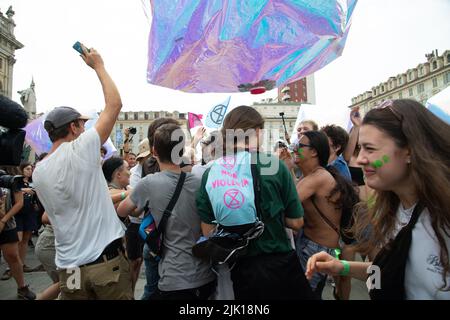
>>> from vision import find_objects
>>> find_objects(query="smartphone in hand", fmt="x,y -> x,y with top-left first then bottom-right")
73,41 -> 86,55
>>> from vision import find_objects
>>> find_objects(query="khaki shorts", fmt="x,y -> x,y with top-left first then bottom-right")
58,253 -> 133,300
35,227 -> 58,283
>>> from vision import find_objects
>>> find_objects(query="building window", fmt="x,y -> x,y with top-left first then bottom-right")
0,58 -> 2,71
133,113 -> 138,120
432,77 -> 438,88
179,113 -> 186,119
124,113 -> 128,120
432,61 -> 437,70
447,54 -> 450,64
144,113 -> 149,120
417,83 -> 424,93
408,72 -> 413,81
398,78 -> 402,85
120,124 -> 123,129
444,72 -> 450,84
399,92 -> 403,99
154,112 -> 160,118
419,67 -> 424,76
409,88 -> 413,96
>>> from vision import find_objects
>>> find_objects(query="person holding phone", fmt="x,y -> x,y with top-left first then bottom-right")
33,43 -> 133,300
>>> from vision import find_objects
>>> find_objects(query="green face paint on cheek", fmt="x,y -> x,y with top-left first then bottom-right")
371,159 -> 383,168
297,148 -> 305,159
371,155 -> 391,168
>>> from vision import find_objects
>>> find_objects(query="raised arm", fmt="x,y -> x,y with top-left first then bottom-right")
80,45 -> 122,145
343,108 -> 362,163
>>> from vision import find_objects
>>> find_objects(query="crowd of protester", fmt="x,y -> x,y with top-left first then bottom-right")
0,45 -> 449,301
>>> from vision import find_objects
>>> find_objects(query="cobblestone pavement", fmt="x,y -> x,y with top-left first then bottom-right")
0,236 -> 369,300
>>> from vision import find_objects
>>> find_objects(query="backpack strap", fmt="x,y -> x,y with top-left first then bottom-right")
157,171 -> 186,254
250,152 -> 262,221
311,196 -> 340,237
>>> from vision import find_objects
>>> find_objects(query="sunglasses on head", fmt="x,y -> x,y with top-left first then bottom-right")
375,100 -> 402,122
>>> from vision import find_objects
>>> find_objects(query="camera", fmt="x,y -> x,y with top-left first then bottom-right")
128,127 -> 137,135
0,170 -> 23,191
0,95 -> 28,166
277,141 -> 287,149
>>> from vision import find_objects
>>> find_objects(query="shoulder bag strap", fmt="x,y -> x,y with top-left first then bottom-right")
311,196 -> 340,237
157,172 -> 186,253
158,171 -> 186,231
250,152 -> 262,221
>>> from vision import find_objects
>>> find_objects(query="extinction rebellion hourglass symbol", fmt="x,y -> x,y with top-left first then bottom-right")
210,104 -> 227,125
224,189 -> 245,209
220,156 -> 236,170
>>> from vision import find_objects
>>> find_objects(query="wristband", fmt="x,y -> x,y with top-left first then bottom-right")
339,260 -> 350,276
121,192 -> 126,200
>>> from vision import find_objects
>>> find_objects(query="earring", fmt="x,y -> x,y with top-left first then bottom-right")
407,159 -> 411,164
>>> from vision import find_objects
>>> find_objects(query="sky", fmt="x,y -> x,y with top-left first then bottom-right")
1,0 -> 450,116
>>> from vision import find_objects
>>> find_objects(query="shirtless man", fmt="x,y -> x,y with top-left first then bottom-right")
293,130 -> 354,298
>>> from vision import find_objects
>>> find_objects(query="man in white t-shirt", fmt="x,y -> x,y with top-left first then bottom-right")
33,44 -> 132,300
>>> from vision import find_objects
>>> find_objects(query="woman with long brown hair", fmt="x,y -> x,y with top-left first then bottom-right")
305,99 -> 450,299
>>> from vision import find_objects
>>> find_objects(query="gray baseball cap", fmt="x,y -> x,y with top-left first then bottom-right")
44,106 -> 90,132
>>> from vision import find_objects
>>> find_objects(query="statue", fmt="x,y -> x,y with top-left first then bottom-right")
17,79 -> 36,116
6,6 -> 15,19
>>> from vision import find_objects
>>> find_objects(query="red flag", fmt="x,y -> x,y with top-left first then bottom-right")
188,112 -> 203,129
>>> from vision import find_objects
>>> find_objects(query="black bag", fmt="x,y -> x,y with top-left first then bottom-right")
192,156 -> 264,265
369,202 -> 424,300
192,221 -> 264,265
139,172 -> 186,260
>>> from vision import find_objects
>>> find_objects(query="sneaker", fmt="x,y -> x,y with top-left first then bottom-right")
1,269 -> 11,281
17,285 -> 36,300
23,265 -> 34,273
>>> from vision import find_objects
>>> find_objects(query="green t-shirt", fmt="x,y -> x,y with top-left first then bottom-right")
196,152 -> 303,256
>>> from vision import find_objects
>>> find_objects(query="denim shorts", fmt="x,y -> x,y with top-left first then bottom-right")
295,232 -> 337,292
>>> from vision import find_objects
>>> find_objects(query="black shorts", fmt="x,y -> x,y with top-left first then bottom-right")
125,222 -> 144,260
0,228 -> 19,245
15,210 -> 38,232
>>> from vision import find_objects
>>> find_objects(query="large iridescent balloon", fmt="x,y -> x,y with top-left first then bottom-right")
147,0 -> 357,93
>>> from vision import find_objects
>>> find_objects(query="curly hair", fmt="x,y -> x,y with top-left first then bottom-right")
320,124 -> 349,156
